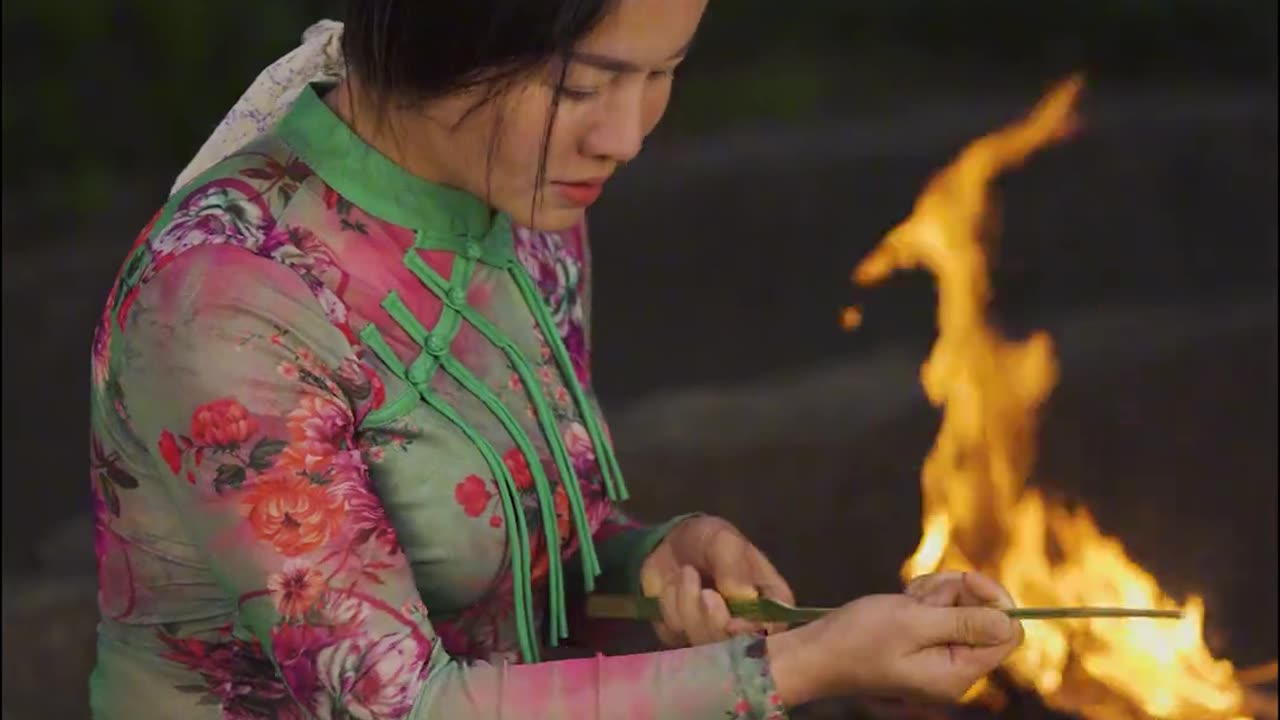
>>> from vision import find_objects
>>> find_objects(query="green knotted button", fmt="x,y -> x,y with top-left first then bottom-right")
425,335 -> 448,356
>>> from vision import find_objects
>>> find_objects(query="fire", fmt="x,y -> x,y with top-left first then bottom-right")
852,75 -> 1258,719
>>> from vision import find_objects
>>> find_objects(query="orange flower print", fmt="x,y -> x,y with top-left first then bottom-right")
190,398 -> 257,449
242,473 -> 343,556
268,561 -> 326,619
553,484 -> 572,541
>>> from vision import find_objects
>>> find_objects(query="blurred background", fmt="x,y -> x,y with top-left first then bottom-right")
2,1 -> 1276,718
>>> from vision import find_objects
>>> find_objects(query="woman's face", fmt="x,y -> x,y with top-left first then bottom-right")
430,0 -> 709,231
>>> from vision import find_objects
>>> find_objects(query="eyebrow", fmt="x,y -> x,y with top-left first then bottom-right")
569,37 -> 696,73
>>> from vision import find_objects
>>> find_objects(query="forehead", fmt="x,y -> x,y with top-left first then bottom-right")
576,0 -> 708,61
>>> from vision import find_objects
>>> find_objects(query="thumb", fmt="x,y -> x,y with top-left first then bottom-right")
916,605 -> 1018,648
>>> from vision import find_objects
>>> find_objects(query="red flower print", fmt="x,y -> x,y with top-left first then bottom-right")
502,448 -> 533,491
454,475 -> 492,518
191,398 -> 258,449
160,628 -> 308,719
114,286 -> 141,332
157,431 -> 183,474
268,561 -> 326,619
489,515 -> 502,528
242,473 -> 344,556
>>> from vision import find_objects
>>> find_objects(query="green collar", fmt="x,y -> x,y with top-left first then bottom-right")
278,84 -> 515,266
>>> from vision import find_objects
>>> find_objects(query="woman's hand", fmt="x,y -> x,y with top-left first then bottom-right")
766,571 -> 1024,707
639,516 -> 795,647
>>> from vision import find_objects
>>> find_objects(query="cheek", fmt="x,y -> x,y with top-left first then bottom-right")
493,99 -> 558,183
642,85 -> 674,134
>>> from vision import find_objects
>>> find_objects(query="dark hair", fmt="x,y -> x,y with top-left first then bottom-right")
341,0 -> 619,219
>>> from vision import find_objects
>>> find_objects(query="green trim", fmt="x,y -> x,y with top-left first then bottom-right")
426,390 -> 538,663
402,251 -> 602,592
509,265 -> 629,502
359,389 -> 418,429
370,271 -> 545,662
394,247 -> 573,648
276,84 -> 515,265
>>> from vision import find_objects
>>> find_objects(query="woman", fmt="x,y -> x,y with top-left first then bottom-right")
88,1 -> 1024,717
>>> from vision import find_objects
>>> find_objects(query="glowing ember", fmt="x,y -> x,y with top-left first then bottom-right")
840,305 -> 865,332
851,75 -> 1263,719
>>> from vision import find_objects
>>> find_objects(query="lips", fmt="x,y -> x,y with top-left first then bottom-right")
552,178 -> 606,207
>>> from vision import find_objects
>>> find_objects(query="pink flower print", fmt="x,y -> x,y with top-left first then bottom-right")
317,637 -> 418,719
339,478 -> 401,555
563,422 -> 596,475
150,181 -> 269,258
278,361 -> 301,381
277,395 -> 352,476
91,323 -> 111,389
321,591 -> 368,631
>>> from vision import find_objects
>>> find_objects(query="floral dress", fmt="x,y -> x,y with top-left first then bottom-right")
87,83 -> 786,719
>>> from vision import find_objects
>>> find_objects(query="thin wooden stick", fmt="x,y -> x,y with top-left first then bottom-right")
586,594 -> 1184,624
1005,606 -> 1183,620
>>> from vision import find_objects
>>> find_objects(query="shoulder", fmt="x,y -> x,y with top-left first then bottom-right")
109,134 -> 355,338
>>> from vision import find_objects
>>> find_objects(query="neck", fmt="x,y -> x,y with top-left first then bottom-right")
324,79 -> 470,198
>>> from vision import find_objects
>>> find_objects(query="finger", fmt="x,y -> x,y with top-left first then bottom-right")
655,574 -> 686,647
724,617 -> 764,637
914,604 -> 1019,648
708,541 -> 760,601
699,589 -> 734,643
678,566 -> 714,646
917,581 -> 963,608
960,572 -> 1016,610
750,550 -> 796,604
748,552 -> 796,634
905,570 -> 965,600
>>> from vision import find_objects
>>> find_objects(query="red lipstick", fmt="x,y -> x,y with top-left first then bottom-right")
552,178 -> 606,207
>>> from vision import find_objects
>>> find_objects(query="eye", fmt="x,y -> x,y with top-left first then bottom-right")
560,86 -> 600,101
649,69 -> 676,81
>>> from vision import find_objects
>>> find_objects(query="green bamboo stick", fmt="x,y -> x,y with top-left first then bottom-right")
585,594 -> 1183,625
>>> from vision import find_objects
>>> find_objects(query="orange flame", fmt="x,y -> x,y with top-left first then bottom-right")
852,75 -> 1259,719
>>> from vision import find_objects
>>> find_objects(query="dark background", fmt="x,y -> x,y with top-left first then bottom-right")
2,2 -> 1276,718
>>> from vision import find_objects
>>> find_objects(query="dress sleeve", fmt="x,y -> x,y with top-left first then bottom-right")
119,244 -> 787,719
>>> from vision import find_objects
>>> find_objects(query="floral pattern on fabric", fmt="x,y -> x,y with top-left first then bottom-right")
86,85 -> 786,719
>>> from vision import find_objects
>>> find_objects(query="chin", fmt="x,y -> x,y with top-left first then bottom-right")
519,205 -> 586,233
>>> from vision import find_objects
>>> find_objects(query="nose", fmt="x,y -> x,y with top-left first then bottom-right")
582,89 -> 646,165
